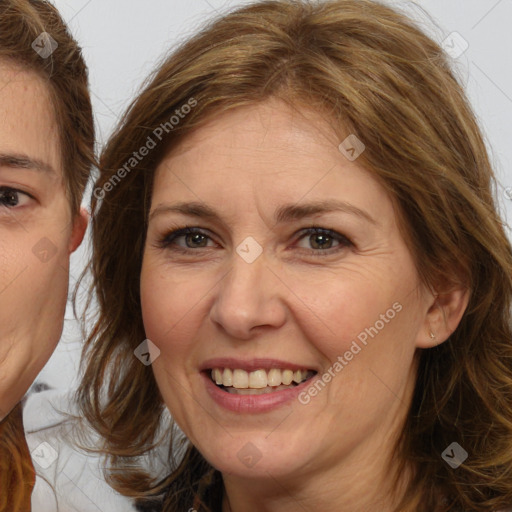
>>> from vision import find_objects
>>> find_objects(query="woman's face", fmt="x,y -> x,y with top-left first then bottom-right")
0,62 -> 86,419
141,99 -> 437,484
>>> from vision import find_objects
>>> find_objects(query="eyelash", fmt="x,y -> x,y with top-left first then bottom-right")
155,225 -> 353,257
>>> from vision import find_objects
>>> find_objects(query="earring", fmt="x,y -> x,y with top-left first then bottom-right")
429,331 -> 436,340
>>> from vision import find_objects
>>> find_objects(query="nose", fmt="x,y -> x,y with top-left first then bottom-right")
209,250 -> 287,340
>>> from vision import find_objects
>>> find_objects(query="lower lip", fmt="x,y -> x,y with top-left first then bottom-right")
202,372 -> 315,413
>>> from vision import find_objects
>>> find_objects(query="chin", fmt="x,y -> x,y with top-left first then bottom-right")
196,436 -> 307,480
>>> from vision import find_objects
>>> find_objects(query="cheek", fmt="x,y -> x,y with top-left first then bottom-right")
140,265 -> 201,357
0,227 -> 71,413
288,273 -> 394,357
289,269 -> 420,391
140,268 -> 201,423
0,232 -> 69,318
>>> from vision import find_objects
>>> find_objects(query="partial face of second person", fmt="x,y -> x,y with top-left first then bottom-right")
0,60 -> 87,419
141,99 -> 461,494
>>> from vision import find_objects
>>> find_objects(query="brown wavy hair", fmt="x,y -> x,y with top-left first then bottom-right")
78,0 -> 512,510
0,1 -> 94,510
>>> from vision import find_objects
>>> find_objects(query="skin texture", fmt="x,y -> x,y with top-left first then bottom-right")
0,61 -> 87,420
140,99 -> 468,512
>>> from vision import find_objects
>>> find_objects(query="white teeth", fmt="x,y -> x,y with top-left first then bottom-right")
222,368 -> 233,386
210,367 -> 314,390
213,368 -> 223,385
249,370 -> 267,389
233,369 -> 249,388
267,368 -> 282,387
281,369 -> 293,385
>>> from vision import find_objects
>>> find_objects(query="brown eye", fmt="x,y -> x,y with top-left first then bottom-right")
0,187 -> 31,208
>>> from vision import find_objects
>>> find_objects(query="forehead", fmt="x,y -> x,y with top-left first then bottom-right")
0,60 -> 63,179
164,99 -> 342,163
152,101 -> 392,221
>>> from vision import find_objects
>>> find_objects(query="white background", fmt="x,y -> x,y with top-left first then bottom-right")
35,0 -> 512,391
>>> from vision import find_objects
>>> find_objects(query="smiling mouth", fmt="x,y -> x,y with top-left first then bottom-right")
209,368 -> 317,395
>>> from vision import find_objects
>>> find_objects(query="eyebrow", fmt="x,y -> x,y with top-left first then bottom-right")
149,199 -> 376,225
0,153 -> 57,175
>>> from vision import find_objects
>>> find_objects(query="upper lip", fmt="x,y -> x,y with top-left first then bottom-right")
200,357 -> 319,373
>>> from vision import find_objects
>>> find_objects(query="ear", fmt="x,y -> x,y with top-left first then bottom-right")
68,206 -> 89,253
416,285 -> 470,349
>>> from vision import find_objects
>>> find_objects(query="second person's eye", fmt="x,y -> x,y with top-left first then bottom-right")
0,187 -> 33,209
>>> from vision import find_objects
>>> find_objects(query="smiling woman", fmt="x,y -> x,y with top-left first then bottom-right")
0,1 -> 94,510
79,0 -> 512,511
